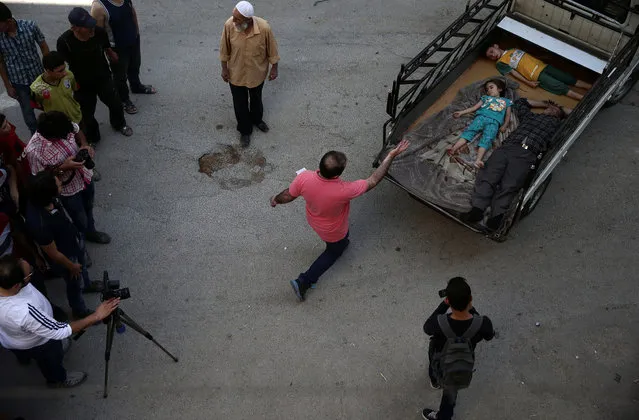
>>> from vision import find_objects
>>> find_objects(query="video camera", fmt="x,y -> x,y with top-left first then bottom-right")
101,271 -> 131,301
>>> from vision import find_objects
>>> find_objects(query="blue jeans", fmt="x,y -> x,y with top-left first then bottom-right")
298,232 -> 350,288
14,83 -> 37,134
60,182 -> 97,235
11,339 -> 66,383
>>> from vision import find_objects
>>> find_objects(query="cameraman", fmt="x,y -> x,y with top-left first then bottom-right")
0,255 -> 119,388
24,111 -> 110,250
422,277 -> 495,420
25,170 -> 101,318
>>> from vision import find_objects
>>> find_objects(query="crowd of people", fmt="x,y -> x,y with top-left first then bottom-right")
0,0 -> 155,392
0,2 -> 497,420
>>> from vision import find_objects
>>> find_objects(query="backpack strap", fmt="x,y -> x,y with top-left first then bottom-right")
437,314 -> 457,339
462,315 -> 484,340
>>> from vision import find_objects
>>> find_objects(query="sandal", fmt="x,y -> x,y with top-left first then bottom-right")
131,84 -> 156,94
119,126 -> 133,136
123,100 -> 138,114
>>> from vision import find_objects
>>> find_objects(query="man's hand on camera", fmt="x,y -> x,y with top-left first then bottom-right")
94,298 -> 120,321
80,145 -> 95,159
60,155 -> 84,171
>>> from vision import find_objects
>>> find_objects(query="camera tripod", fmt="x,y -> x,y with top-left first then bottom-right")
101,307 -> 179,398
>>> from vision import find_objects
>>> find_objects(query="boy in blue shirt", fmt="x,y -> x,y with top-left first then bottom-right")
448,79 -> 512,168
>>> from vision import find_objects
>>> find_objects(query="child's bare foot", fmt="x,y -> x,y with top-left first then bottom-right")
475,160 -> 484,169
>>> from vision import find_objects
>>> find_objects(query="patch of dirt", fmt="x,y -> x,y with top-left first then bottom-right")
198,145 -> 273,190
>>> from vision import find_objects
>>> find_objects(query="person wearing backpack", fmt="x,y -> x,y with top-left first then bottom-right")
422,277 -> 495,420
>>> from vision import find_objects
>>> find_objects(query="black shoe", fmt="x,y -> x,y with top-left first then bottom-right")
255,121 -> 269,133
429,378 -> 441,390
486,213 -> 504,230
240,134 -> 251,148
82,280 -> 104,294
422,408 -> 438,420
85,231 -> 111,244
290,279 -> 308,302
460,206 -> 484,223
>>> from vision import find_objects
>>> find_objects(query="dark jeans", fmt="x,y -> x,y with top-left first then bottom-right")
113,37 -> 143,102
60,182 -> 97,236
74,78 -> 127,142
471,143 -> 537,216
427,342 -> 458,420
11,339 -> 66,383
229,82 -> 264,135
297,232 -> 350,288
14,83 -> 37,134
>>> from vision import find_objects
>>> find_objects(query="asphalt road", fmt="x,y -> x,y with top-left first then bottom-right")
1,1 -> 638,419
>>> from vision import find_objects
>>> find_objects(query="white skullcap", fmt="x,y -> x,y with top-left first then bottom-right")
235,1 -> 254,17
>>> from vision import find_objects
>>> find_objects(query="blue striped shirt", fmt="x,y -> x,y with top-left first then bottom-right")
0,19 -> 45,85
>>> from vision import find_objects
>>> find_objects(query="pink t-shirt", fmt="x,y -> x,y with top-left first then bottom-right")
289,170 -> 368,242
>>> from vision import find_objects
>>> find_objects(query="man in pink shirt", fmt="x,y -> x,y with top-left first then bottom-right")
270,140 -> 409,302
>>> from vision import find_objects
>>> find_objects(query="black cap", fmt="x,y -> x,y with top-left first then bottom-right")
68,7 -> 96,28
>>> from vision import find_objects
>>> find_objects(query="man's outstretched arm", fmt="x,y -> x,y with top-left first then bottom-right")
270,188 -> 297,207
365,139 -> 410,191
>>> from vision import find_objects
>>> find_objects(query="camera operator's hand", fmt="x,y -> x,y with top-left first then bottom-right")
80,145 -> 95,159
60,155 -> 85,171
68,262 -> 82,279
94,298 -> 120,321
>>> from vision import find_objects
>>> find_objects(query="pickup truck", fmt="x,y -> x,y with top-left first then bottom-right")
376,0 -> 639,241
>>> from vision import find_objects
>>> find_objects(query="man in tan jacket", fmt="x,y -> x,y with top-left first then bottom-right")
220,1 -> 279,147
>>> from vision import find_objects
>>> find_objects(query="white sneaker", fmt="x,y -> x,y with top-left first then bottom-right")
48,371 -> 87,388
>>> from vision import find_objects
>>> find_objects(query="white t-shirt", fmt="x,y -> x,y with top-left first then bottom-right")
0,283 -> 72,350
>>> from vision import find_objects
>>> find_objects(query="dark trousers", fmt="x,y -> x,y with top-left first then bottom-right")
11,339 -> 66,383
427,341 -> 458,420
60,182 -> 97,236
113,37 -> 143,102
229,82 -> 264,135
14,83 -> 38,134
471,143 -> 537,216
74,78 -> 127,142
298,232 -> 350,288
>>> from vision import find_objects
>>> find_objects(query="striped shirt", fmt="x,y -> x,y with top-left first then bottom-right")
0,19 -> 45,86
25,124 -> 92,197
0,283 -> 72,350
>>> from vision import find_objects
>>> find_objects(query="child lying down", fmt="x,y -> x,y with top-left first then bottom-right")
448,79 -> 512,168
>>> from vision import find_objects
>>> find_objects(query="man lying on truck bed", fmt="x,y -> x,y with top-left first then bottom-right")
486,44 -> 592,100
461,97 -> 572,229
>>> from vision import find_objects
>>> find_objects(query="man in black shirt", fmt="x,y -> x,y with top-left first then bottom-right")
25,170 -> 102,319
57,7 -> 133,143
422,277 -> 495,420
461,98 -> 571,229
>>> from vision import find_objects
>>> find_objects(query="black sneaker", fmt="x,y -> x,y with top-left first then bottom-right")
240,134 -> 251,148
289,279 -> 307,302
422,408 -> 439,420
47,371 -> 87,388
85,231 -> 111,244
460,206 -> 484,223
255,121 -> 269,133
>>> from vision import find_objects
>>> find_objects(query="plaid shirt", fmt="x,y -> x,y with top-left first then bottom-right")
0,19 -> 45,86
25,125 -> 92,197
504,98 -> 563,155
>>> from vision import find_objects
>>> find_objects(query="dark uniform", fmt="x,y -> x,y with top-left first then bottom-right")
471,98 -> 563,216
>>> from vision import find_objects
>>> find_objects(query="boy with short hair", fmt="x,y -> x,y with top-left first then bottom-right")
486,43 -> 592,100
422,277 -> 495,420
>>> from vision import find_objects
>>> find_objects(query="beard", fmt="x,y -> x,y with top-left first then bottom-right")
234,22 -> 248,32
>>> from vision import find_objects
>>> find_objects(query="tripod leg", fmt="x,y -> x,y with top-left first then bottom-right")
103,311 -> 117,398
118,310 -> 179,362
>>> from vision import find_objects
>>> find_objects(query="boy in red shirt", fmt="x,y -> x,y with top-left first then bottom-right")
270,140 -> 409,301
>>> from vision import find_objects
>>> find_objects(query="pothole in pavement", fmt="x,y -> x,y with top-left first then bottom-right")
198,145 -> 274,190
